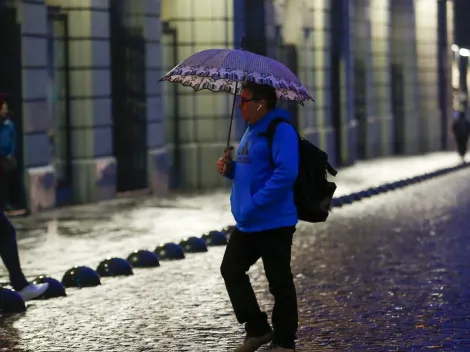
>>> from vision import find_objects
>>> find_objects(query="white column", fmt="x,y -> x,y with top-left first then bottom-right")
414,0 -> 440,152
66,0 -> 115,202
390,0 -> 421,154
370,0 -> 393,156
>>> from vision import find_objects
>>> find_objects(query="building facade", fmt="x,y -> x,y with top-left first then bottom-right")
0,0 -> 455,212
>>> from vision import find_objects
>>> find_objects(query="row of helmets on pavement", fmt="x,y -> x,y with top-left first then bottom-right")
1,161 -> 468,313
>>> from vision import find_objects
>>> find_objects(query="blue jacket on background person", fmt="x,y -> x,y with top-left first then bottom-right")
0,118 -> 16,158
225,108 -> 299,233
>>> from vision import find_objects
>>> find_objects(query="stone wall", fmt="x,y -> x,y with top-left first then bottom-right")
2,0 -> 456,210
370,0 -> 394,156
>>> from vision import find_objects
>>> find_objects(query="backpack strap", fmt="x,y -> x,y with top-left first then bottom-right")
258,117 -> 294,149
259,118 -> 338,177
258,117 -> 295,167
327,163 -> 338,176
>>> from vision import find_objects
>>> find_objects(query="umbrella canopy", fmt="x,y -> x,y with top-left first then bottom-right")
160,48 -> 314,105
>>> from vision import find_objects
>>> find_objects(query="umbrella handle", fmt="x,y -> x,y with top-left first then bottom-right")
224,146 -> 233,159
222,146 -> 234,176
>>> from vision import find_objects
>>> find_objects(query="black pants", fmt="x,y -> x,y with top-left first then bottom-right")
3,166 -> 13,206
0,212 -> 28,290
456,135 -> 469,158
220,226 -> 298,349
3,164 -> 22,209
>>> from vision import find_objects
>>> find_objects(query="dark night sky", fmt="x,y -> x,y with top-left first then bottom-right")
454,0 -> 470,48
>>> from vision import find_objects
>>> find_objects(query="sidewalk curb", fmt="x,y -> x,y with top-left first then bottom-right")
1,161 -> 469,312
330,161 -> 469,208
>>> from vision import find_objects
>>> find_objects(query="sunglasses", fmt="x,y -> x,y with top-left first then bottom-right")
239,97 -> 258,105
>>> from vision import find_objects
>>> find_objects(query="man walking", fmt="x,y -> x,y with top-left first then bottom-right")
217,82 -> 299,352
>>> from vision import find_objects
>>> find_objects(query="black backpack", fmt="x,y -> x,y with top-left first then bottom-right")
260,117 -> 338,223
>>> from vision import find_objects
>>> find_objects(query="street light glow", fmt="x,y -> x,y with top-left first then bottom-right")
452,44 -> 459,52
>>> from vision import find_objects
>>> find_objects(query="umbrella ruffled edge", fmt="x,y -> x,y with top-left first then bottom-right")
160,74 -> 314,106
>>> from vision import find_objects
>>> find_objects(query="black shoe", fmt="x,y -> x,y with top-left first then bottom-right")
267,343 -> 295,351
234,332 -> 273,352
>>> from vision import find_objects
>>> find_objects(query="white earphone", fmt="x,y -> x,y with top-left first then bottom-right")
257,104 -> 262,111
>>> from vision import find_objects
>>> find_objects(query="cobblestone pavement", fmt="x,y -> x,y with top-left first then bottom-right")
1,152 -> 470,351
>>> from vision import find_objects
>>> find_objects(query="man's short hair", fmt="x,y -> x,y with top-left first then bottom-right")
242,81 -> 277,110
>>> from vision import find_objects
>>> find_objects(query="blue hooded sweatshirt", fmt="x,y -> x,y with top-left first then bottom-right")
225,108 -> 299,232
0,118 -> 16,158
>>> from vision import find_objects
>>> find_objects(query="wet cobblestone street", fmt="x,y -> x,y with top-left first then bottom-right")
1,155 -> 470,351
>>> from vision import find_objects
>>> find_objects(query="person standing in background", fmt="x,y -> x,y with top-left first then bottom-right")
452,110 -> 470,162
0,92 -> 18,210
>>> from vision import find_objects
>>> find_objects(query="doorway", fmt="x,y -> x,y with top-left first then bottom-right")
243,0 -> 267,55
354,59 -> 367,159
437,0 -> 449,150
0,5 -> 25,210
110,5 -> 148,193
330,4 -> 344,165
47,7 -> 73,206
162,21 -> 180,189
391,64 -> 405,154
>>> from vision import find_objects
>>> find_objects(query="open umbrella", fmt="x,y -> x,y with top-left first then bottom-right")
159,44 -> 314,153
